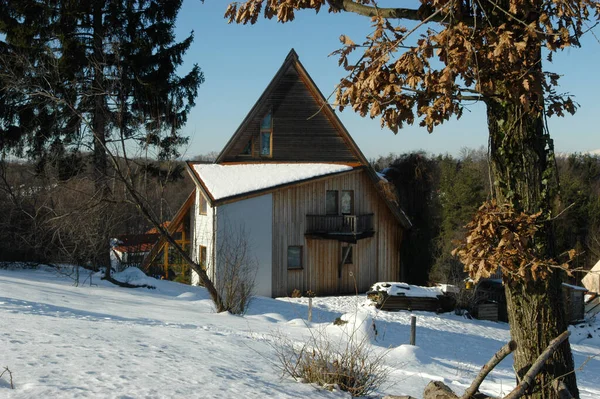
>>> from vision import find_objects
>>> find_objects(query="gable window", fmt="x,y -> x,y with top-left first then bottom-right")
199,193 -> 208,215
260,112 -> 273,157
342,246 -> 353,264
341,190 -> 354,215
241,138 -> 253,156
326,190 -> 339,215
199,245 -> 207,271
287,246 -> 303,269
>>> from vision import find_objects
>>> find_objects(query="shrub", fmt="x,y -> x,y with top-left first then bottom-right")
273,311 -> 388,397
215,224 -> 257,314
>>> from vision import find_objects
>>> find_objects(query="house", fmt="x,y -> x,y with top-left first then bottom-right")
147,49 -> 411,297
141,191 -> 194,282
111,232 -> 159,271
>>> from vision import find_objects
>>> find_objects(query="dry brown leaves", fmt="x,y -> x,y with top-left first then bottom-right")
225,0 -> 599,133
452,200 -> 574,284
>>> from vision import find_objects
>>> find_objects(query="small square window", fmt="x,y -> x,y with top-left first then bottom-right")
199,245 -> 207,271
199,193 -> 208,215
342,246 -> 353,264
288,246 -> 303,269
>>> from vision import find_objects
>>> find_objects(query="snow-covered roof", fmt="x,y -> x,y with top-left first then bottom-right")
192,163 -> 355,201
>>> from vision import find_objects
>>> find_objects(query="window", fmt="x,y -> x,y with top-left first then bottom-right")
341,190 -> 354,215
260,112 -> 273,156
326,190 -> 339,215
241,138 -> 253,156
199,245 -> 207,271
287,246 -> 303,269
199,193 -> 207,215
342,246 -> 353,264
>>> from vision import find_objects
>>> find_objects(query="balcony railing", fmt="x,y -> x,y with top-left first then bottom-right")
306,214 -> 374,236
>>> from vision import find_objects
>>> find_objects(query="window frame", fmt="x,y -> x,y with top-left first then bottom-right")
199,192 -> 208,215
240,138 -> 253,156
326,190 -> 339,215
287,245 -> 303,270
259,112 -> 273,157
340,190 -> 354,215
342,245 -> 353,265
199,245 -> 207,271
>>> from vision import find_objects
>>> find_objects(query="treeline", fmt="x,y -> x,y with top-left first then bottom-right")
0,154 -> 193,266
374,149 -> 600,285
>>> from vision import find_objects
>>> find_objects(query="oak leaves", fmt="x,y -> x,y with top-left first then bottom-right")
452,200 -> 574,284
225,0 -> 599,133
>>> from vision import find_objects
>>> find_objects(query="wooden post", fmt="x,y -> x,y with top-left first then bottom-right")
410,315 -> 416,345
308,297 -> 313,322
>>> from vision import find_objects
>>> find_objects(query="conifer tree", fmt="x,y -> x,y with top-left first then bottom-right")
0,0 -> 202,277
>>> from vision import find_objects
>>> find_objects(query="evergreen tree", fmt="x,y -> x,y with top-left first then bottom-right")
0,0 -> 202,276
379,152 -> 439,285
555,154 -> 600,278
430,154 -> 486,283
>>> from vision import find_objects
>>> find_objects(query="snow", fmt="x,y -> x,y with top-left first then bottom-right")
370,282 -> 443,298
192,163 -> 354,200
562,283 -> 588,291
1,266 -> 600,398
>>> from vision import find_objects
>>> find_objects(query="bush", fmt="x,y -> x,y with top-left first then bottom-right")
215,224 -> 257,314
273,311 -> 388,397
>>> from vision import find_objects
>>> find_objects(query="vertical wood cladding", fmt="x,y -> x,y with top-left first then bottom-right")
220,65 -> 360,163
272,170 -> 403,297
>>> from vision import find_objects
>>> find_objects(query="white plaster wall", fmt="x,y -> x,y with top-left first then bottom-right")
191,190 -> 215,286
216,194 -> 273,297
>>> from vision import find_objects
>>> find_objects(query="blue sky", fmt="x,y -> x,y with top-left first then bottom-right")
174,1 -> 600,160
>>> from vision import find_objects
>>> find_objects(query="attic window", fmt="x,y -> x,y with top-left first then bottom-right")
241,139 -> 252,156
260,112 -> 273,157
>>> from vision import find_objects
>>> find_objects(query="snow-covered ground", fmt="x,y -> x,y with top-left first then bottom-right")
1,266 -> 599,398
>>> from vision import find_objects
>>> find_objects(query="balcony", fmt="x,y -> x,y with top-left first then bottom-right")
305,214 -> 375,242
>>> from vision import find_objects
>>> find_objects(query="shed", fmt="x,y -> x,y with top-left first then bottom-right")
562,283 -> 586,322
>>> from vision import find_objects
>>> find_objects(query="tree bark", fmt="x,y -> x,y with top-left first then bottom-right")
92,0 -> 112,277
486,97 -> 578,398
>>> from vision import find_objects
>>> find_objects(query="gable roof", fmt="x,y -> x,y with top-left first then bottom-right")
187,161 -> 358,204
199,49 -> 411,229
215,49 -> 369,165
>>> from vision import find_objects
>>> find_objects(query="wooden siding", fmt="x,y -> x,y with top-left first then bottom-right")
220,65 -> 360,163
272,170 -> 403,297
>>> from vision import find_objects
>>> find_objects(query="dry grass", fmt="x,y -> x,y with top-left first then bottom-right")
272,316 -> 389,397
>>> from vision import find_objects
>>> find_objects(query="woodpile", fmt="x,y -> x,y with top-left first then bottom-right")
367,289 -> 455,313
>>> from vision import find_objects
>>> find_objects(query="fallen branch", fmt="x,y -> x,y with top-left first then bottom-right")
462,340 -> 517,399
103,276 -> 155,289
502,330 -> 571,399
0,366 -> 14,389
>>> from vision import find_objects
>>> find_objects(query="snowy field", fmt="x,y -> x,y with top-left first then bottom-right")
1,266 -> 599,399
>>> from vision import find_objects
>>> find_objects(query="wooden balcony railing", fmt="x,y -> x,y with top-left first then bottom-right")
305,214 -> 374,235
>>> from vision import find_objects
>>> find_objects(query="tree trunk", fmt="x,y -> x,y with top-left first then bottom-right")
92,0 -> 112,278
486,99 -> 578,398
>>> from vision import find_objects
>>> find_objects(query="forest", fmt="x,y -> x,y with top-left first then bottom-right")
372,149 -> 600,286
2,149 -> 598,287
